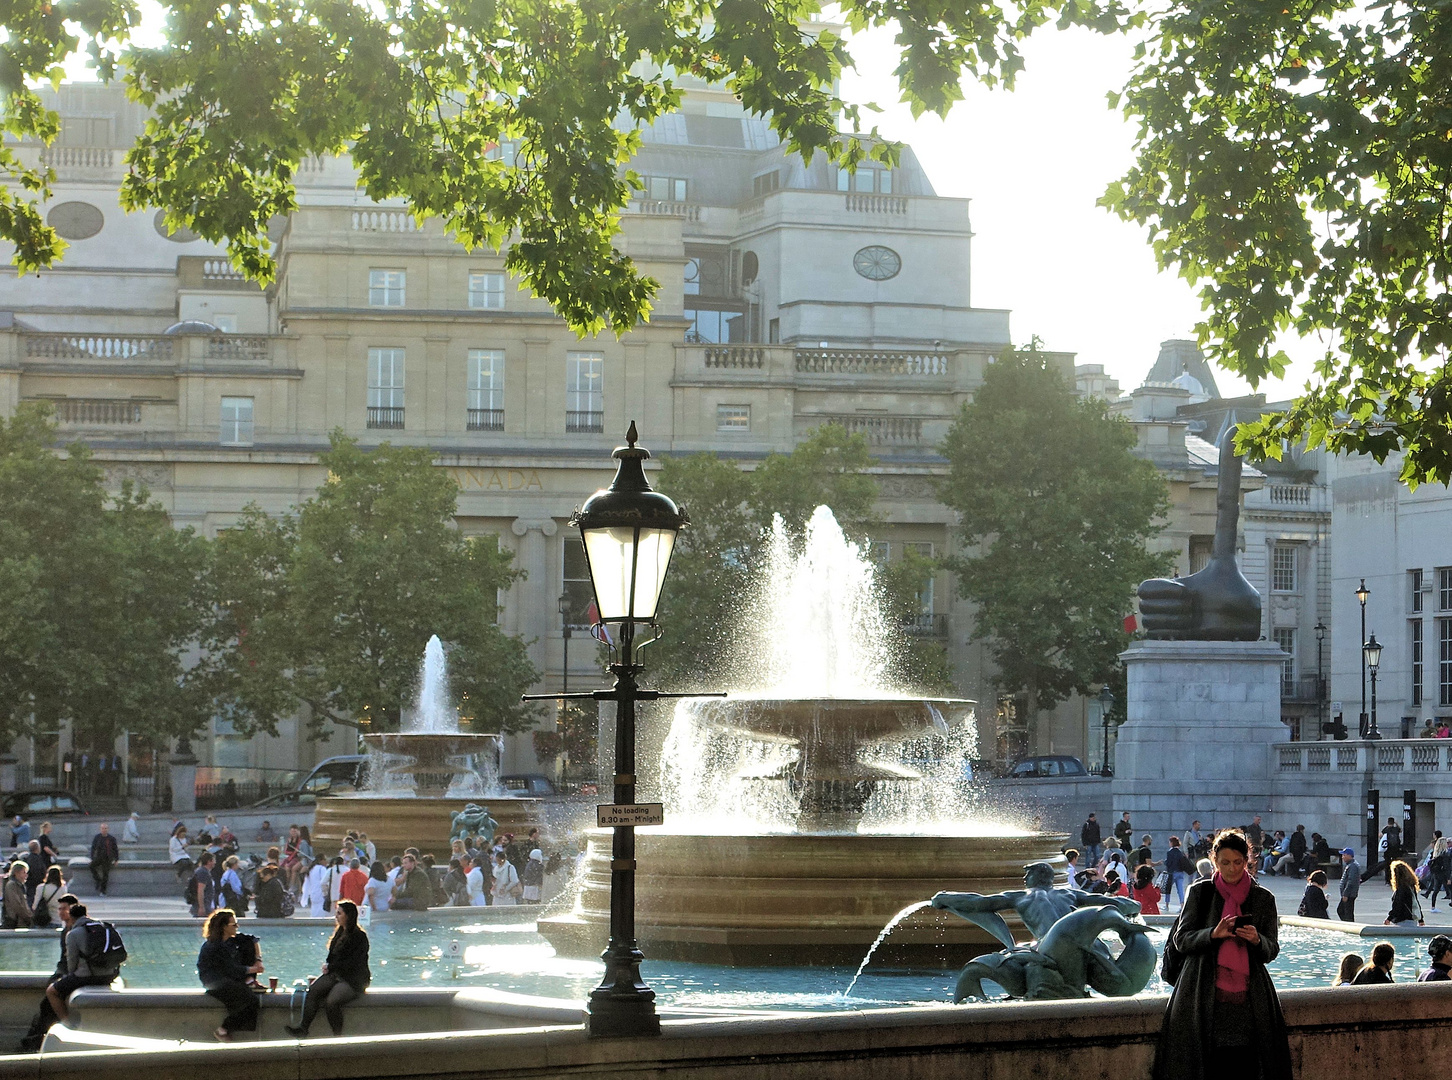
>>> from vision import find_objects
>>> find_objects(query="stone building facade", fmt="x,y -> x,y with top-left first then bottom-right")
1,80 -> 1083,787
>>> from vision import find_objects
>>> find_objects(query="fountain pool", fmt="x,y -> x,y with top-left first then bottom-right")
0,923 -> 1407,1006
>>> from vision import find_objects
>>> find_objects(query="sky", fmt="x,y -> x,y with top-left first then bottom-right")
840,23 -> 1322,403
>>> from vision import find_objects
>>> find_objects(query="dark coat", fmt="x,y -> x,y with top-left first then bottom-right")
1153,878 -> 1292,1080
325,928 -> 371,991
1298,884 -> 1328,919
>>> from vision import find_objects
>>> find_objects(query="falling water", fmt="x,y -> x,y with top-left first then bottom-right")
411,635 -> 456,733
843,900 -> 933,997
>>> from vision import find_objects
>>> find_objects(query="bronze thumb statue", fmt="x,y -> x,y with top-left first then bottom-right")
1136,428 -> 1261,640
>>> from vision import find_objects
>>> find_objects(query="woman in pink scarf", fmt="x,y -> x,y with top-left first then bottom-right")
1153,829 -> 1292,1080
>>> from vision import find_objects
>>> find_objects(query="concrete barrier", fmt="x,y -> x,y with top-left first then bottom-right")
0,975 -> 53,1052
2,980 -> 1452,1078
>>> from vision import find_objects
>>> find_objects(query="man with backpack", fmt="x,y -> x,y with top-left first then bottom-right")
44,900 -> 125,1025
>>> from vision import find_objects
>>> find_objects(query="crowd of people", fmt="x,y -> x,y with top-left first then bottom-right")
164,818 -> 557,919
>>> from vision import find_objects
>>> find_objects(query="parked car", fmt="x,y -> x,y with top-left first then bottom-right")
1007,755 -> 1088,779
2,789 -> 88,818
247,789 -> 319,811
299,755 -> 367,793
501,773 -> 558,796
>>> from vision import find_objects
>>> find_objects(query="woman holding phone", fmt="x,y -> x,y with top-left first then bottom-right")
1153,829 -> 1291,1080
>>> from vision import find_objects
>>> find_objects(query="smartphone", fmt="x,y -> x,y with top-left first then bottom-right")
1233,914 -> 1255,929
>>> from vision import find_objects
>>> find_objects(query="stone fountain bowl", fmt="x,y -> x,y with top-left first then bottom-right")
538,828 -> 1068,967
361,732 -> 500,759
689,697 -> 973,744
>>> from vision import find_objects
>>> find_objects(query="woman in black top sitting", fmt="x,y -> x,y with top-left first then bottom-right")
286,899 -> 370,1038
1351,941 -> 1396,984
198,908 -> 263,1041
1418,935 -> 1452,981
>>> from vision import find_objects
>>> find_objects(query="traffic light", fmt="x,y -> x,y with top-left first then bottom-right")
1322,712 -> 1348,740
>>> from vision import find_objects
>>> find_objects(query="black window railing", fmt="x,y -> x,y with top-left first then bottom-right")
902,613 -> 948,637
367,406 -> 405,429
467,408 -> 505,431
566,410 -> 604,433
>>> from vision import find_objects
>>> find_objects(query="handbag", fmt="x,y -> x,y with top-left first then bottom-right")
1161,909 -> 1186,985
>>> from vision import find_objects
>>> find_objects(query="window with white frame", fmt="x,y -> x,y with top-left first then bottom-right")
1412,568 -> 1426,613
836,167 -> 893,194
1272,543 -> 1297,592
1441,618 -> 1452,707
467,349 -> 504,430
220,396 -> 254,446
1440,568 -> 1452,611
1412,619 -> 1424,707
468,272 -> 505,310
369,269 -> 405,307
566,352 -> 603,432
717,405 -> 750,431
562,538 -> 594,627
641,175 -> 687,201
1273,627 -> 1297,694
367,348 -> 405,428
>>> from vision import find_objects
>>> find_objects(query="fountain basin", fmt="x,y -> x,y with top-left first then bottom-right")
537,829 -> 1068,966
361,732 -> 500,798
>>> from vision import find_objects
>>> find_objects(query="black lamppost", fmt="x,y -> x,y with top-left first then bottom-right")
522,422 -> 717,1039
1098,686 -> 1115,777
1356,579 -> 1370,735
559,593 -> 572,694
1364,634 -> 1383,741
1315,620 -> 1327,738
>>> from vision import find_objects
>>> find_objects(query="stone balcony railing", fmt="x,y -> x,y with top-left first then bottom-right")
17,331 -> 285,370
806,414 -> 930,445
793,348 -> 950,378
676,344 -> 958,383
1275,739 -> 1452,775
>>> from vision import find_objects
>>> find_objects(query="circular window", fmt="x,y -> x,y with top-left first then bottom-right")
46,202 -> 104,241
853,245 -> 901,281
741,250 -> 759,286
154,210 -> 199,243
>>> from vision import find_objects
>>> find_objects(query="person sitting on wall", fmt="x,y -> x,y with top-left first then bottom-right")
1351,941 -> 1396,984
285,900 -> 370,1038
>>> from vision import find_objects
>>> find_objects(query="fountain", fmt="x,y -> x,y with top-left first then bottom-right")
539,507 -> 1066,966
313,636 -> 554,857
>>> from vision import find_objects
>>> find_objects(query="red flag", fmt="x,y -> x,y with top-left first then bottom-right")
587,599 -> 614,646
1123,612 -> 1139,633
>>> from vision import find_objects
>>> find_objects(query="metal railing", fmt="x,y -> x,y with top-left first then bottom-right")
566,410 -> 604,433
794,348 -> 949,377
52,399 -> 144,424
1282,673 -> 1324,703
367,406 -> 406,429
902,613 -> 948,637
467,408 -> 505,431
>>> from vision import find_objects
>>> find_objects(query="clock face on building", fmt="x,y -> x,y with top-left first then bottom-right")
853,245 -> 901,281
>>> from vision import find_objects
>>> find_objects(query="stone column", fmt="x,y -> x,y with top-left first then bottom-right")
1112,639 -> 1289,837
509,517 -> 558,774
170,739 -> 199,816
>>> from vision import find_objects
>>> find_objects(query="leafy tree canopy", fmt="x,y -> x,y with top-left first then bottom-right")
192,431 -> 539,740
8,0 -> 1449,475
0,403 -> 208,748
939,345 -> 1172,743
650,422 -> 948,692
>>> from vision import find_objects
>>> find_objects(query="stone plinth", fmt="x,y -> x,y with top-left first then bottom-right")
1112,639 -> 1289,837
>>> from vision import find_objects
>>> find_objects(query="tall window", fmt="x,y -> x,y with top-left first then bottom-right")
368,269 -> 405,307
1440,618 -> 1452,707
1440,568 -> 1452,611
1411,568 -> 1425,613
367,348 -> 405,428
562,538 -> 593,627
220,397 -> 254,446
468,272 -> 505,310
1272,544 -> 1296,592
904,541 -> 935,613
1273,628 -> 1297,695
751,171 -> 780,198
1412,619 -> 1424,707
566,352 -> 603,432
467,349 -> 504,430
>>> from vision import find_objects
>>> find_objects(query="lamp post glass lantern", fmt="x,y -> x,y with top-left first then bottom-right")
521,421 -> 715,1040
1364,633 -> 1382,741
1098,686 -> 1115,776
